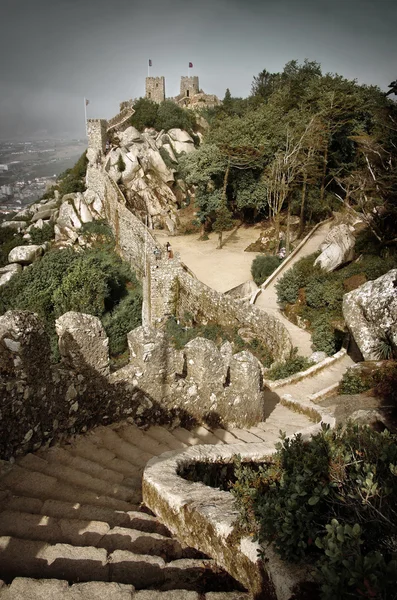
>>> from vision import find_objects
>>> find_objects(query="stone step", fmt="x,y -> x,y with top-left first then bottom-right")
210,429 -> 241,444
0,465 -> 132,511
0,510 -> 183,559
116,424 -> 171,457
90,429 -> 154,468
0,578 -> 252,599
144,426 -> 188,451
16,453 -> 141,504
189,426 -> 225,446
167,428 -> 206,447
0,495 -> 168,534
70,439 -> 144,478
43,446 -> 125,485
224,428 -> 263,443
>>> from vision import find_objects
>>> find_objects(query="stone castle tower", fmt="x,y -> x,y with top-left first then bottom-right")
145,77 -> 165,104
180,76 -> 199,98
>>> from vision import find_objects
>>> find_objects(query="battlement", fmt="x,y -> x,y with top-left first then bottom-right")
145,77 -> 165,104
86,119 -> 107,153
180,76 -> 199,98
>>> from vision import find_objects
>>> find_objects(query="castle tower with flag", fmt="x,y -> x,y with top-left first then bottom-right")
180,75 -> 200,98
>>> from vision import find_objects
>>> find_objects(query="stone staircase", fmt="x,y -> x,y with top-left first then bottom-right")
0,409 -> 313,598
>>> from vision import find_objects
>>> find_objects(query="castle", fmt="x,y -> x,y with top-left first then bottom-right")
145,75 -> 221,109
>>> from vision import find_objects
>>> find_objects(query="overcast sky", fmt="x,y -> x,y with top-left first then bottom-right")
0,0 -> 395,140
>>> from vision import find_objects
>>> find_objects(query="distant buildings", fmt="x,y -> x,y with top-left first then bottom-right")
145,75 -> 221,109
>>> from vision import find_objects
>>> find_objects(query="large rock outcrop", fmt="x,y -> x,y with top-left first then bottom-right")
103,126 -> 196,231
314,224 -> 355,271
343,269 -> 397,360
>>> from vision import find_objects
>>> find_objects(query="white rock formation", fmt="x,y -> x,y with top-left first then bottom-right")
314,224 -> 355,272
8,245 -> 43,265
0,263 -> 22,287
343,269 -> 397,360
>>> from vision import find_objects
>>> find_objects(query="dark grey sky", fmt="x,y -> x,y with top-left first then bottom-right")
0,0 -> 395,139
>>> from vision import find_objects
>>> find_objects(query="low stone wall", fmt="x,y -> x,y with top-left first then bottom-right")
112,326 -> 272,427
0,311 -> 172,460
86,168 -> 293,362
143,443 -> 314,600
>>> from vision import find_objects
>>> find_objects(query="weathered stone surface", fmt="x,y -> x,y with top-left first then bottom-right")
314,224 -> 355,271
309,351 -> 328,364
225,280 -> 258,300
119,126 -> 143,146
343,269 -> 397,360
0,221 -> 27,231
57,200 -> 82,231
31,207 -> 57,222
8,245 -> 43,265
0,265 -> 21,287
185,338 -> 226,391
56,312 -> 110,376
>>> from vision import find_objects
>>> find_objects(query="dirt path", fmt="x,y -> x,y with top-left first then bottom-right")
255,221 -> 332,356
154,224 -> 262,293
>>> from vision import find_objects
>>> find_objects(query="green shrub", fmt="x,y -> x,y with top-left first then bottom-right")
57,151 -> 88,196
339,367 -> 373,395
251,255 -> 281,286
30,222 -> 55,244
266,351 -> 314,380
232,424 -> 397,599
103,288 -> 142,355
0,247 -> 141,360
159,146 -> 177,170
80,219 -> 114,248
276,253 -> 319,304
0,227 -> 27,267
311,314 -> 339,356
129,97 -> 196,133
129,98 -> 159,131
117,154 -> 126,172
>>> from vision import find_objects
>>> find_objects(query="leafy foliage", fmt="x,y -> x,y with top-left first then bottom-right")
165,316 -> 273,367
266,350 -> 314,380
29,222 -> 55,244
251,254 -> 281,285
0,247 -> 141,360
232,424 -> 397,599
129,98 -> 196,132
339,367 -> 373,395
57,151 -> 88,196
0,226 -> 27,267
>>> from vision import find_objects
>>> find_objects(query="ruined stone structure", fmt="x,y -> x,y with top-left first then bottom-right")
86,119 -> 107,153
180,75 -> 199,98
145,76 -> 166,104
144,75 -> 221,109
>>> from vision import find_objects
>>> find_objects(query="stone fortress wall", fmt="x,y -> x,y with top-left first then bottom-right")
145,76 -> 166,104
180,76 -> 200,97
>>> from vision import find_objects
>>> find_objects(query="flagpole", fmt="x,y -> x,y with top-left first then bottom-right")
84,97 -> 88,136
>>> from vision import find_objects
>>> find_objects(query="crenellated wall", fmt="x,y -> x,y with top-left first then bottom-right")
145,77 -> 166,103
85,165 -> 292,362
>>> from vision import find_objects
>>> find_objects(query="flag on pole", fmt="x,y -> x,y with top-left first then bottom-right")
189,62 -> 193,68
148,59 -> 152,67
85,99 -> 90,106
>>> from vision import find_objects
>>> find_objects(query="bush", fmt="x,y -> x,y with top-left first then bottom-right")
117,154 -> 126,172
57,151 -> 88,196
232,424 -> 397,599
339,367 -> 373,395
251,255 -> 281,286
0,247 -> 141,360
129,97 -> 196,133
103,288 -> 142,355
311,314 -> 339,356
0,227 -> 27,267
266,351 -> 314,380
30,222 -> 55,244
276,253 -> 319,305
80,219 -> 114,248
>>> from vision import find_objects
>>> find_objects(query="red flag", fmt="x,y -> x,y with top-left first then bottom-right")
85,99 -> 90,106
149,59 -> 152,67
189,62 -> 193,68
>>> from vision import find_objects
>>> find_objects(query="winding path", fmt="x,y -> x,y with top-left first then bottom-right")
255,221 -> 332,357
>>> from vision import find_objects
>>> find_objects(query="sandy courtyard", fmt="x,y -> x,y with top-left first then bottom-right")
154,224 -> 262,293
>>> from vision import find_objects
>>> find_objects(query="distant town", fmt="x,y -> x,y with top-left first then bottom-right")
0,138 -> 87,215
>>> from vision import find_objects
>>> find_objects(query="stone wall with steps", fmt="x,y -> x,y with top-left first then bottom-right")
0,411 -> 318,598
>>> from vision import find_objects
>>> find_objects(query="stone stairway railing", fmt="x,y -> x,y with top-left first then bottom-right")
107,105 -> 136,133
0,405 -> 317,599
